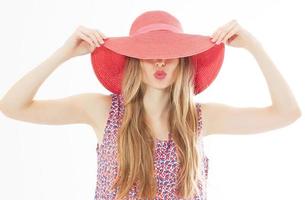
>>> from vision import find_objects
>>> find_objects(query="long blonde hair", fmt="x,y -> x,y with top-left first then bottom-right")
111,56 -> 204,199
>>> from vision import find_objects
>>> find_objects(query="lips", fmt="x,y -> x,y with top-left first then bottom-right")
154,70 -> 167,79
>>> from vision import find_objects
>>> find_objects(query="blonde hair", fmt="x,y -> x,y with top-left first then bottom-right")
111,56 -> 204,199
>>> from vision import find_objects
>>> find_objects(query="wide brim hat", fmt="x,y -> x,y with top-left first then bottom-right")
91,10 -> 225,95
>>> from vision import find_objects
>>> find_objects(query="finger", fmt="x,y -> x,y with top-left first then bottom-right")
222,25 -> 239,44
86,31 -> 100,47
211,28 -> 223,43
97,30 -> 108,39
91,30 -> 104,45
216,22 -> 236,44
219,23 -> 238,44
211,20 -> 237,43
81,29 -> 100,47
78,31 -> 96,50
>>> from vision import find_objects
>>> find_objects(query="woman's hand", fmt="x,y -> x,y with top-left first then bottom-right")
61,25 -> 107,58
210,20 -> 260,50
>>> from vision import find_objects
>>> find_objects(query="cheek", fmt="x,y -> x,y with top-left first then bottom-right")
140,67 -> 154,84
141,66 -> 152,77
169,68 -> 178,82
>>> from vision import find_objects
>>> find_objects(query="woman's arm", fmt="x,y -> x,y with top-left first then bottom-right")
246,43 -> 301,114
1,46 -> 70,111
0,26 -> 108,128
202,20 -> 301,136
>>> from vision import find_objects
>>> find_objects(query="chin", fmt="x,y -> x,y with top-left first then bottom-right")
150,82 -> 172,90
143,77 -> 173,89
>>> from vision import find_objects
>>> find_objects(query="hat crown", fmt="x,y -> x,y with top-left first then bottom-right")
129,10 -> 183,36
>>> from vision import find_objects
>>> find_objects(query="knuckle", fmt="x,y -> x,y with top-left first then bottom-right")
94,30 -> 99,35
89,32 -> 95,38
99,31 -> 106,38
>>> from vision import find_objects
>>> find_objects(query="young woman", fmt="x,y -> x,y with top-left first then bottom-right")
0,10 -> 301,200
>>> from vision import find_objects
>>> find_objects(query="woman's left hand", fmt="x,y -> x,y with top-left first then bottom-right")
210,20 -> 260,50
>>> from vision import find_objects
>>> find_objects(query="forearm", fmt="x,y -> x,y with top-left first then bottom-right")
246,43 -> 301,115
1,46 -> 72,111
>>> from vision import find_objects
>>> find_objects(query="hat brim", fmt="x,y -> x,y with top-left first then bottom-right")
100,30 -> 217,59
91,30 -> 225,95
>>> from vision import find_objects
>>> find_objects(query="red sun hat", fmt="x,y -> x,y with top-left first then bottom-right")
91,10 -> 225,95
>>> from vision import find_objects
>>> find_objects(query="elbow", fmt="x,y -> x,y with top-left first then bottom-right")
0,99 -> 21,117
0,99 -> 32,116
291,107 -> 302,120
270,105 -> 302,125
277,108 -> 302,129
283,107 -> 302,123
0,100 -> 11,117
271,105 -> 302,120
0,99 -> 5,114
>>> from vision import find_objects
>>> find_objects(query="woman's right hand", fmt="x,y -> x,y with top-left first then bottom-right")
61,25 -> 107,58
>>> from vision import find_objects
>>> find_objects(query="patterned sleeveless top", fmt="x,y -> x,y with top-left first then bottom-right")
94,93 -> 209,200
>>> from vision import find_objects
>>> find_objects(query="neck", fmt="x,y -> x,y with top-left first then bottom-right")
143,88 -> 170,119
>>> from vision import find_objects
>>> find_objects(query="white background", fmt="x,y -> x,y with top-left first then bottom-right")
0,0 -> 304,199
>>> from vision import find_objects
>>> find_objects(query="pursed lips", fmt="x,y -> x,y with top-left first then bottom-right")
154,70 -> 167,76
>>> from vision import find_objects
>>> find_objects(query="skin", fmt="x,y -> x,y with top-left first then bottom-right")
0,21 -> 302,144
139,58 -> 179,140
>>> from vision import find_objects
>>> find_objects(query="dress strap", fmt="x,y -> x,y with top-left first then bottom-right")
116,93 -> 125,122
96,93 -> 120,149
102,93 -> 121,141
196,103 -> 203,136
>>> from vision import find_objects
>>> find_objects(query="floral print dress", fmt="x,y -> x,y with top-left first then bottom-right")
94,93 -> 209,200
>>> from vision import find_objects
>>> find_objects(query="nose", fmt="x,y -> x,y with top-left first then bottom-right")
154,59 -> 166,68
